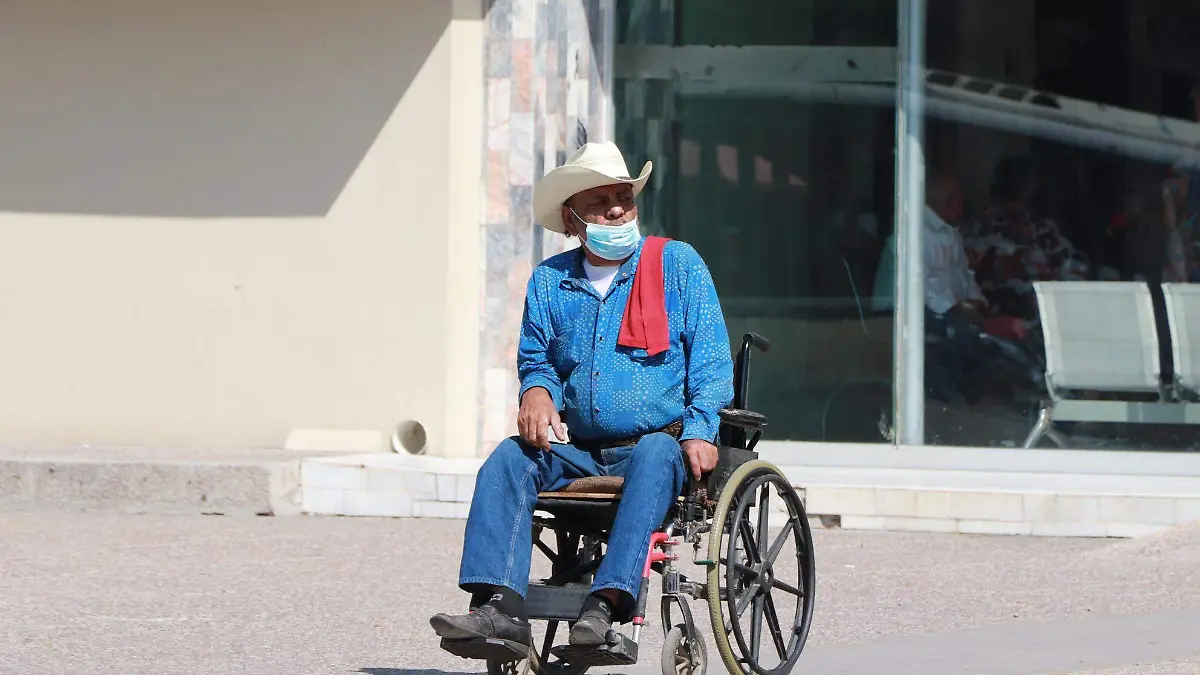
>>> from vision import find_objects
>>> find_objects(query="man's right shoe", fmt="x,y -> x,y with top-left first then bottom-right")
431,604 -> 531,661
568,596 -> 614,646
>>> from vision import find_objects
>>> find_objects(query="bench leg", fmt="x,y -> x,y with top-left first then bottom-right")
1023,404 -> 1055,449
1045,428 -> 1071,448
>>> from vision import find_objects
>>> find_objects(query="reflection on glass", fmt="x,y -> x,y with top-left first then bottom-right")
917,0 -> 1200,450
614,0 -> 898,442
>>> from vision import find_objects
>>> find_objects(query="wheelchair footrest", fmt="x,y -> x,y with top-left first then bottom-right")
439,637 -> 528,663
550,631 -> 638,667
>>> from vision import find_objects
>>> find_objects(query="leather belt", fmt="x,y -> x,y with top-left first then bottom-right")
574,420 -> 684,452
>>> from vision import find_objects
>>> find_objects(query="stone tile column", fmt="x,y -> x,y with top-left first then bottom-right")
477,0 -> 611,456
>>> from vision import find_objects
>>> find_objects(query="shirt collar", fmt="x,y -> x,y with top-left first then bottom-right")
924,205 -> 955,232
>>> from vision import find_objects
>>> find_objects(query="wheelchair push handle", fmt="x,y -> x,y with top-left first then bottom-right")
731,332 -> 770,420
742,332 -> 771,354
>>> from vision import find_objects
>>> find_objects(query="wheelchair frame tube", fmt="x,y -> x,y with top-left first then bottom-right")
635,532 -> 674,628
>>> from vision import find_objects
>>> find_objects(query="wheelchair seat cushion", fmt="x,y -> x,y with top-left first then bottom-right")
538,476 -> 624,500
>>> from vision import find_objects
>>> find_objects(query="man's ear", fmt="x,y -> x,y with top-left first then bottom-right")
561,205 -> 577,237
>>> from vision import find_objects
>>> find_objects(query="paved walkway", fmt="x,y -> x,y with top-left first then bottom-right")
2,514 -> 1198,674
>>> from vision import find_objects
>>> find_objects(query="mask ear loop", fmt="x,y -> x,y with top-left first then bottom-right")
561,205 -> 587,239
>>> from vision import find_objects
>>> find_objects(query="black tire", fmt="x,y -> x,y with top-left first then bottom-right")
705,461 -> 816,675
661,624 -> 707,675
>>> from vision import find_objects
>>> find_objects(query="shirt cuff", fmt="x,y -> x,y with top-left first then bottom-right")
519,375 -> 563,410
680,413 -> 721,444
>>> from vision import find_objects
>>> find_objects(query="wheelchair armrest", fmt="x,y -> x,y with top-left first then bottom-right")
695,442 -> 759,500
718,407 -> 768,430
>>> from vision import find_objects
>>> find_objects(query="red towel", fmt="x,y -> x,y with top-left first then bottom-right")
618,236 -> 672,356
982,315 -> 1028,341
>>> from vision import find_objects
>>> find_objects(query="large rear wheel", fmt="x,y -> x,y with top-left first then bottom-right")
705,460 -> 815,675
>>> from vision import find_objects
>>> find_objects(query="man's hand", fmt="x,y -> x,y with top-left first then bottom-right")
681,439 -> 719,481
517,387 -> 565,451
954,301 -> 985,324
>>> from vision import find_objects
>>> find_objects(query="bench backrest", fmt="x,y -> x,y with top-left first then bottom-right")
1033,281 -> 1162,394
1161,283 -> 1200,396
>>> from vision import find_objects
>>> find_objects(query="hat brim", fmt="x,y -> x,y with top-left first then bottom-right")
533,161 -> 653,234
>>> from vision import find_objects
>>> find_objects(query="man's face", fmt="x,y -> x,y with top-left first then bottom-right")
932,176 -> 965,224
561,183 -> 637,238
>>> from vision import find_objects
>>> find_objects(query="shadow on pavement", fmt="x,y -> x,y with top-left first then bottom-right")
359,669 -> 477,675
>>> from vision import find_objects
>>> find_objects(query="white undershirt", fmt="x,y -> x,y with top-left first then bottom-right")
583,259 -> 620,297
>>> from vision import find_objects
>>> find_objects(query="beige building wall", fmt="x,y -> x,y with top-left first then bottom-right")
0,0 -> 483,457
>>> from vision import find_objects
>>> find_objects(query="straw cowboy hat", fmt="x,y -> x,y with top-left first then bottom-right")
533,141 -> 653,234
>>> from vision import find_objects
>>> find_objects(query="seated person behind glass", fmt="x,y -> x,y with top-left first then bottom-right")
1161,81 -> 1200,284
963,155 -> 1090,321
872,171 -> 988,319
1162,163 -> 1200,284
872,171 -> 991,402
429,142 -> 734,664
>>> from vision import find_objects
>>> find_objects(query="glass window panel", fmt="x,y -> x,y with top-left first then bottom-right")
916,0 -> 1200,450
615,0 -> 898,442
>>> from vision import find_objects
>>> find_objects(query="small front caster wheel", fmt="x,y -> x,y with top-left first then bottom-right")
661,624 -> 707,675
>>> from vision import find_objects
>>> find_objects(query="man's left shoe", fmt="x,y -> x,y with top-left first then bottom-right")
568,596 -> 613,646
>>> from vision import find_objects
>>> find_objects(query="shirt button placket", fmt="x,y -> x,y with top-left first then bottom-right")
591,300 -> 604,427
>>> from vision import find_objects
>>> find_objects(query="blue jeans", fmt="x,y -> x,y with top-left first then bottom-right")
458,432 -> 686,613
926,308 -> 988,402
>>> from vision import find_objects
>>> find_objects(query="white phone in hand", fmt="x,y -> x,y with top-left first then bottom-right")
548,423 -> 571,444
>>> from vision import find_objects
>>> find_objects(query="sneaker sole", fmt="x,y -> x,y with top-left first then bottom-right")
440,637 -> 529,663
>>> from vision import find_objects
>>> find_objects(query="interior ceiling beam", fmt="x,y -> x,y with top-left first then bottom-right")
615,44 -> 1200,166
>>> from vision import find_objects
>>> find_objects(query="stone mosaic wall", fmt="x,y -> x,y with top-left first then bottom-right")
478,0 -> 610,454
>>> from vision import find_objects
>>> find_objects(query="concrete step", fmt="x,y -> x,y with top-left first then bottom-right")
0,444 -> 328,516
297,452 -> 1200,538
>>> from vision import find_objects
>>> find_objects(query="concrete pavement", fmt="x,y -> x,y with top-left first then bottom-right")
1,514 -> 1199,674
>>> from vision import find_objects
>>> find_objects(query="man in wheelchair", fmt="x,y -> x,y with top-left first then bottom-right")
429,142 -> 734,663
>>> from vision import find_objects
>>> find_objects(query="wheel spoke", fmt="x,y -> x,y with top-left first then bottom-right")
763,593 -> 790,660
749,593 -> 765,664
731,561 -> 759,579
722,556 -> 761,577
764,518 -> 795,568
755,485 -> 771,565
773,578 -> 804,598
738,518 -> 761,563
734,581 -> 760,618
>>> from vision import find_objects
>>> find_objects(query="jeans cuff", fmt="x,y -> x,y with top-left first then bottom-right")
589,580 -> 638,598
459,576 -> 526,598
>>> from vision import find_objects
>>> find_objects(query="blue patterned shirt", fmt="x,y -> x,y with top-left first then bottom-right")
517,238 -> 734,444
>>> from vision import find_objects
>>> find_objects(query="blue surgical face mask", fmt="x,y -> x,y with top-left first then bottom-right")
572,209 -> 642,261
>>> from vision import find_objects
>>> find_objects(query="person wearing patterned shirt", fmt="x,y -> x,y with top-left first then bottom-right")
430,142 -> 734,663
963,155 -> 1090,321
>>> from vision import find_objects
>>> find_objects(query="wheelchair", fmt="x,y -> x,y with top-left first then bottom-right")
488,333 -> 816,675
